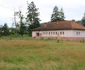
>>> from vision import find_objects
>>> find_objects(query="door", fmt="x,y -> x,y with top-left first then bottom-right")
36,33 -> 39,37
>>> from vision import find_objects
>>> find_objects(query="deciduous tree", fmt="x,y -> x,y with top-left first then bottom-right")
2,23 -> 9,36
18,10 -> 26,36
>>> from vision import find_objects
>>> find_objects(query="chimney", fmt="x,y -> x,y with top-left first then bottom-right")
72,19 -> 75,22
44,23 -> 47,27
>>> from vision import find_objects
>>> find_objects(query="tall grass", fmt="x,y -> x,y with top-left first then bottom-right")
0,35 -> 32,40
0,39 -> 85,70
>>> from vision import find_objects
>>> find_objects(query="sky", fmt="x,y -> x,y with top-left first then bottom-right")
0,0 -> 85,27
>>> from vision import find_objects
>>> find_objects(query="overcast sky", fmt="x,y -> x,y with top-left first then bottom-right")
0,0 -> 85,27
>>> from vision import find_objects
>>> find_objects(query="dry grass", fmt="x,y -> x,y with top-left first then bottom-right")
0,39 -> 85,70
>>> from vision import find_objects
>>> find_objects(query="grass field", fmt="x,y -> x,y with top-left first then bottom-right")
0,39 -> 85,70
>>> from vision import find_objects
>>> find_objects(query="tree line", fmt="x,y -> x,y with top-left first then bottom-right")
0,1 -> 85,37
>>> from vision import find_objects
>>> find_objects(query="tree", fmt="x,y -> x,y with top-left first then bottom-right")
2,23 -> 9,36
59,8 -> 65,21
51,6 -> 60,22
0,25 -> 3,36
51,6 -> 65,22
26,1 -> 40,36
81,12 -> 85,26
18,10 -> 26,36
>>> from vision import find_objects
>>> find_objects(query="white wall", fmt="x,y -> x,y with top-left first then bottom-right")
32,30 -> 85,38
73,30 -> 85,37
32,30 -> 72,37
32,31 -> 41,37
59,30 -> 73,37
41,30 -> 74,37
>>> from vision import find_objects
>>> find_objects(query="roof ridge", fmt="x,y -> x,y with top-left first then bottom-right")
32,20 -> 85,31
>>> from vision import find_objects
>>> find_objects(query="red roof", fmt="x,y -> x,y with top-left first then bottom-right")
32,20 -> 85,31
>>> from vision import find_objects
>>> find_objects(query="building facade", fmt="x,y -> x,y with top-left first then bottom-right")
32,20 -> 85,40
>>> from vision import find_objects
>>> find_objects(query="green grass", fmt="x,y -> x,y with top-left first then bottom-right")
0,38 -> 85,70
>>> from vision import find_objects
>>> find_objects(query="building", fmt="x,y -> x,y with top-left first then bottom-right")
32,20 -> 85,40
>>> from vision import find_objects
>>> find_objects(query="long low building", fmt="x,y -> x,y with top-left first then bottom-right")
32,20 -> 85,40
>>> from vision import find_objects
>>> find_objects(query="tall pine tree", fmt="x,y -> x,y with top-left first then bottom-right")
51,6 -> 65,22
51,6 -> 60,22
59,8 -> 65,21
81,12 -> 85,26
26,1 -> 40,36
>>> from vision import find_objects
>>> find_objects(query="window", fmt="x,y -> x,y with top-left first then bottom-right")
63,32 -> 64,35
60,32 -> 64,35
56,32 -> 57,35
36,33 -> 39,36
60,32 -> 62,34
76,32 -> 80,35
51,32 -> 52,35
49,32 -> 50,35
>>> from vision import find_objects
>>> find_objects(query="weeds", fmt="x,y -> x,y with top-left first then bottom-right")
0,39 -> 85,70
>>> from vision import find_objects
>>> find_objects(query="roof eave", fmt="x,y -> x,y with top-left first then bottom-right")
32,29 -> 85,31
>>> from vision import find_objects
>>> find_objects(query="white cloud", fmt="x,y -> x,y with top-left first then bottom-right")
0,7 -> 13,17
0,0 -> 85,26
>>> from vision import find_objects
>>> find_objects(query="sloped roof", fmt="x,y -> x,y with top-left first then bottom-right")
32,20 -> 85,31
